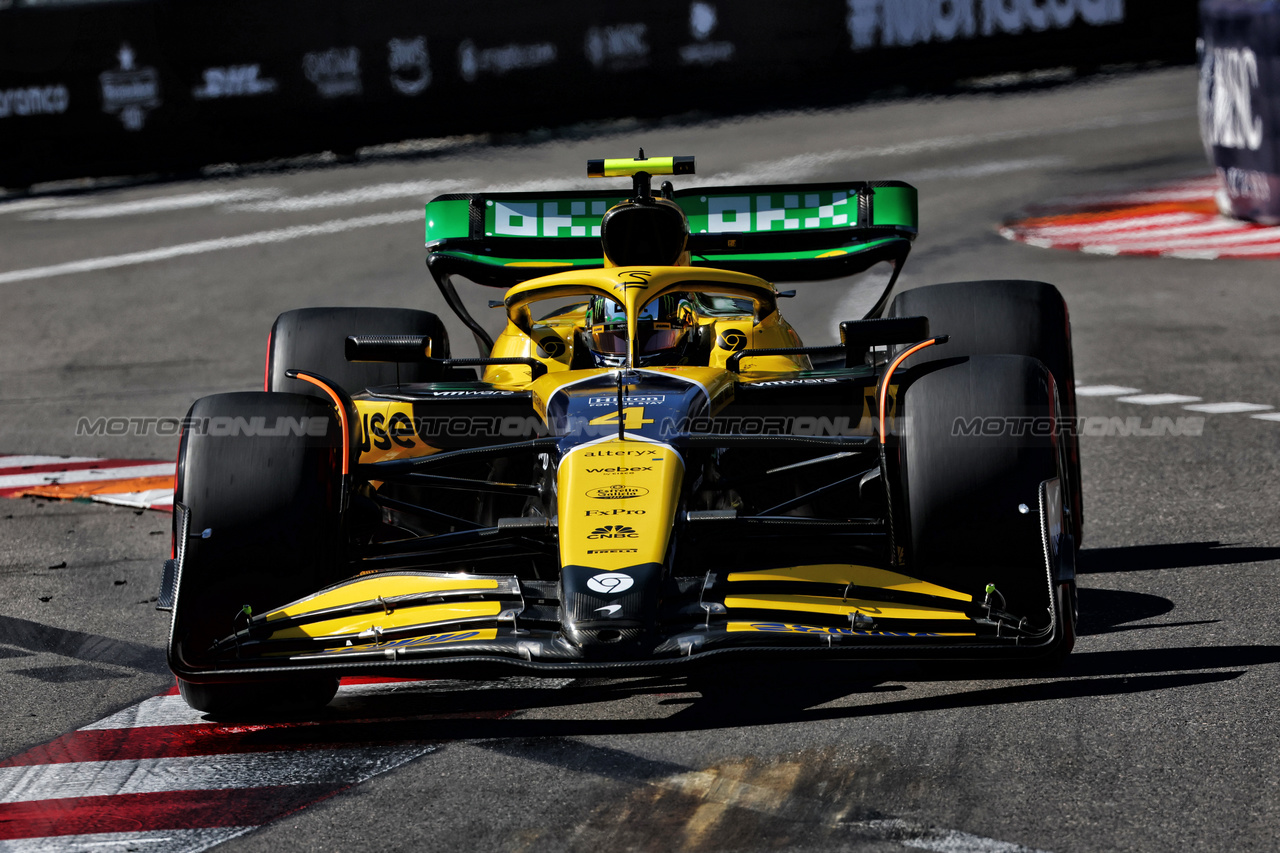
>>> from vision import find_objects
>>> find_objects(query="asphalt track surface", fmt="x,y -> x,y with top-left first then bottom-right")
3,66 -> 1280,851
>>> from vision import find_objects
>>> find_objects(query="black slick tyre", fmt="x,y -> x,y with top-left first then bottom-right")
266,306 -> 451,397
888,279 -> 1082,545
170,391 -> 346,714
898,354 -> 1070,658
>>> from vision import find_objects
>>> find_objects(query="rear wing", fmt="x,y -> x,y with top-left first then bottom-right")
425,181 -> 918,288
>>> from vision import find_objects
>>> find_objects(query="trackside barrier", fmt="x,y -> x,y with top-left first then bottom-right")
1199,0 -> 1280,223
0,0 -> 1196,189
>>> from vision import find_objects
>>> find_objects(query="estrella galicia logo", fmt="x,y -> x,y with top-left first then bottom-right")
99,43 -> 160,131
587,485 -> 650,499
587,525 -> 639,539
539,336 -> 566,357
716,329 -> 747,351
388,36 -> 431,96
586,572 -> 635,594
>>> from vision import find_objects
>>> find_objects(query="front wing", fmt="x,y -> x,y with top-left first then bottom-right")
167,502 -> 1065,682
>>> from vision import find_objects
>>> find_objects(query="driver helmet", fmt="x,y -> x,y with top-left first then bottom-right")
585,293 -> 696,367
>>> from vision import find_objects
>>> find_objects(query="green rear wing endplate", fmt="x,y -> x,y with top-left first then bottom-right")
425,181 -> 918,288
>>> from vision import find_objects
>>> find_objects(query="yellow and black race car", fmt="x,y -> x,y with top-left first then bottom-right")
161,154 -> 1082,713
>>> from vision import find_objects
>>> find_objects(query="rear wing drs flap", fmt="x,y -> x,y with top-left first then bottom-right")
424,181 -> 918,288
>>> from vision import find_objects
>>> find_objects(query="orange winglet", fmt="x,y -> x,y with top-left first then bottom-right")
878,338 -> 945,445
292,373 -> 350,476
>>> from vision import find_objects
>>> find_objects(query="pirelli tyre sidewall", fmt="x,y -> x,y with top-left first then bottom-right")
888,279 -> 1082,547
897,354 -> 1064,640
170,391 -> 345,713
266,306 -> 452,398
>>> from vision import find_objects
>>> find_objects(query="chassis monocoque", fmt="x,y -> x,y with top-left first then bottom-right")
161,154 -> 1082,713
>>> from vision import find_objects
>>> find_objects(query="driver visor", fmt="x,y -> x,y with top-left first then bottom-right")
591,323 -> 683,355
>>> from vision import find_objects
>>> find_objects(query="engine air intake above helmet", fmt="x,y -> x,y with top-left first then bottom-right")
600,200 -> 689,266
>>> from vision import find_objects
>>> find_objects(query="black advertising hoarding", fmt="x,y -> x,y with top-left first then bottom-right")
0,0 -> 1197,189
1199,0 -> 1280,223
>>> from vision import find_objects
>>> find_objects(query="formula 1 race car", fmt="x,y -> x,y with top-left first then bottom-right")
161,153 -> 1082,713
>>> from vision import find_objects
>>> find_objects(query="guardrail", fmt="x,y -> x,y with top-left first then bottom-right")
0,0 -> 1196,189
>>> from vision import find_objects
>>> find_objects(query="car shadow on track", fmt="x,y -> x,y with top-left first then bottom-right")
1076,587 -> 1189,636
188,642 -> 1278,743
1078,540 -> 1280,573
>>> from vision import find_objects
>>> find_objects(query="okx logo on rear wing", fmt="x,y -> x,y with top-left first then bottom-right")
425,181 -> 918,288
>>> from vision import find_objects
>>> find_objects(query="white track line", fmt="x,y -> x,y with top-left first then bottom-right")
899,156 -> 1067,183
0,464 -> 173,490
0,747 -> 435,804
0,828 -> 252,853
1115,394 -> 1202,406
230,180 -> 462,213
25,190 -> 281,220
1081,387 -> 1280,423
1075,385 -> 1141,397
0,210 -> 419,285
703,107 -> 1192,184
0,198 -> 83,215
1183,402 -> 1273,414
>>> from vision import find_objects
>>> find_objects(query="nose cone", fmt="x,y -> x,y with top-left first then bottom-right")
559,563 -> 664,654
556,438 -> 684,654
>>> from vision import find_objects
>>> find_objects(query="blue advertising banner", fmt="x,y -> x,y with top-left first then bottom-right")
0,0 -> 1197,189
1200,0 -> 1280,222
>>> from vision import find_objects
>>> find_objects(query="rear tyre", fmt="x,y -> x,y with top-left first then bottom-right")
170,391 -> 347,714
267,306 -> 451,397
888,279 -> 1082,545
898,354 -> 1071,659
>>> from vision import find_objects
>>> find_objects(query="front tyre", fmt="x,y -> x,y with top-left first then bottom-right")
898,354 -> 1072,660
169,391 -> 347,714
889,279 -> 1082,546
